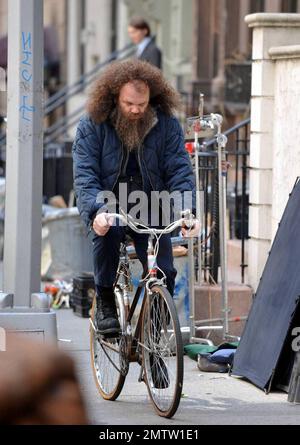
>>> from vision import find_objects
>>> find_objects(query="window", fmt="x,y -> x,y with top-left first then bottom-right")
282,0 -> 298,12
250,0 -> 265,12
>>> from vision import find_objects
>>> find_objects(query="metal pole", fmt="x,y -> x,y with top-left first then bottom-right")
188,93 -> 205,343
0,0 -> 57,342
188,237 -> 195,340
196,94 -> 204,285
195,149 -> 202,285
188,98 -> 201,343
4,0 -> 44,303
214,115 -> 229,338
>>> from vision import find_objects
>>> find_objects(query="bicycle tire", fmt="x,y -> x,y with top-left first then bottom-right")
90,294 -> 126,401
141,285 -> 184,418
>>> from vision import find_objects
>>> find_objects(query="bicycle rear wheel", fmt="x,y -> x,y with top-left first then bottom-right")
141,285 -> 184,418
90,295 -> 126,400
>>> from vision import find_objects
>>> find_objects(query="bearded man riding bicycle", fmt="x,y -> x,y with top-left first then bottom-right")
72,59 -> 199,336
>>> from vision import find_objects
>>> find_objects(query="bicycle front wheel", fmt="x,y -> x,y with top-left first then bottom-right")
90,296 -> 126,401
141,285 -> 184,418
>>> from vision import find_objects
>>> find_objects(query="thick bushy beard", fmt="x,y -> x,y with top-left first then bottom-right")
110,106 -> 157,151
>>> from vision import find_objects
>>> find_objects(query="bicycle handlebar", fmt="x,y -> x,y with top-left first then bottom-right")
108,210 -> 195,235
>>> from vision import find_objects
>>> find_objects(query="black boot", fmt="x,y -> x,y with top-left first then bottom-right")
95,287 -> 120,336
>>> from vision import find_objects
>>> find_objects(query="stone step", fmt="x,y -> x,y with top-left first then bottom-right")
227,238 -> 248,268
193,283 -> 253,345
227,239 -> 248,283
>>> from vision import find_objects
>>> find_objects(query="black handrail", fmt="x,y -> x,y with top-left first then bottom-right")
198,117 -> 250,284
203,117 -> 251,148
45,42 -> 135,115
44,106 -> 83,145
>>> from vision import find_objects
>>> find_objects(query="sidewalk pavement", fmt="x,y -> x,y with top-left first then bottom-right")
0,262 -> 299,425
56,307 -> 300,425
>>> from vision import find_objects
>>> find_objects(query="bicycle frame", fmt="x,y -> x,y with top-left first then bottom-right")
90,211 -> 188,417
112,239 -> 166,364
92,209 -> 195,363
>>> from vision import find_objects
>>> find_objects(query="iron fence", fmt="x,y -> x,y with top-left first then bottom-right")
198,118 -> 250,284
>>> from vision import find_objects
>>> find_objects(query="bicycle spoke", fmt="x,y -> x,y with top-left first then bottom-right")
142,286 -> 183,418
90,297 -> 126,400
99,339 -> 122,374
100,338 -> 121,354
89,210 -> 189,415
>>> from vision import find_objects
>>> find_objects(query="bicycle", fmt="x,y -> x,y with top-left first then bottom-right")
90,209 -> 195,418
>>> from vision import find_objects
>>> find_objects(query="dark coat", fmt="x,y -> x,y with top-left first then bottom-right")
138,40 -> 162,69
72,110 -> 196,229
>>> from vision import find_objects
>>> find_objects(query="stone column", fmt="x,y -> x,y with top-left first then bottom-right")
211,0 -> 226,109
245,13 -> 300,290
269,45 -> 300,237
116,0 -> 129,51
84,0 -> 112,72
190,0 -> 215,105
67,0 -> 82,86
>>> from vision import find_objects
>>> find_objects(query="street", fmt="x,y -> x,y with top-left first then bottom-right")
2,0 -> 300,431
56,308 -> 300,426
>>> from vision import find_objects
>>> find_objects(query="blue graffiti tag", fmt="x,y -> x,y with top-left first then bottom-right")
21,69 -> 32,82
20,95 -> 35,122
21,32 -> 32,52
20,32 -> 35,122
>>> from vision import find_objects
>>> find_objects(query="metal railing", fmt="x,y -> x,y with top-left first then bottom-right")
199,118 -> 250,284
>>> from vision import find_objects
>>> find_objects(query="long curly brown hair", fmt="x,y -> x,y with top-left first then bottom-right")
86,59 -> 181,123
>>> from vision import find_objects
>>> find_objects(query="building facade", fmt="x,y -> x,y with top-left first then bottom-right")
1,0 -> 300,118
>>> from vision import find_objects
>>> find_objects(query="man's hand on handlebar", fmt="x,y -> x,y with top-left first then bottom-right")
181,219 -> 200,238
93,212 -> 114,236
92,210 -> 200,237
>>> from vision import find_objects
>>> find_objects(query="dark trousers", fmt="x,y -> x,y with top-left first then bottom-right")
91,226 -> 177,297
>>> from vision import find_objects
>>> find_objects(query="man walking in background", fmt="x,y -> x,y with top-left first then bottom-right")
128,16 -> 162,69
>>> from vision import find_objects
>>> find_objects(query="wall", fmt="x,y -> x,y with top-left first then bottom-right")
246,13 -> 300,290
84,0 -> 112,72
270,48 -> 300,235
0,0 -> 7,36
44,0 -> 67,59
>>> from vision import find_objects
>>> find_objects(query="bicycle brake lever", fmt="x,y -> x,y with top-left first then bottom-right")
182,213 -> 195,230
182,222 -> 195,230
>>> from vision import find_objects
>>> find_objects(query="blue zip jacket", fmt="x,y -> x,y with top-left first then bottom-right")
72,110 -> 196,229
